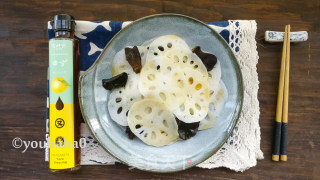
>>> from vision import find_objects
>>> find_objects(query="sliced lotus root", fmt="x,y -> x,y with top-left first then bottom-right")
210,81 -> 228,110
108,73 -> 143,126
146,35 -> 191,63
162,49 -> 208,79
173,68 -> 210,123
199,81 -> 228,130
128,99 -> 179,147
208,60 -> 221,101
138,60 -> 188,111
111,46 -> 147,76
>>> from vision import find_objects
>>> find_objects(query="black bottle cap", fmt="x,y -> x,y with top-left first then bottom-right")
53,14 -> 75,32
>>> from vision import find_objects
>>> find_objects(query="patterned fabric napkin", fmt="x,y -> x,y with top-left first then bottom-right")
46,20 -> 263,172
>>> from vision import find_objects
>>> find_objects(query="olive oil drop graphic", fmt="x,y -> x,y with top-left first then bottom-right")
49,14 -> 81,172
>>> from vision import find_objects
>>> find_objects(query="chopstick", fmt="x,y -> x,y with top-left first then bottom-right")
272,25 -> 290,162
281,25 -> 290,161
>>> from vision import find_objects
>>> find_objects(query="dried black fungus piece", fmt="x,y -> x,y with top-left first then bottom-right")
175,117 -> 200,140
192,46 -> 217,71
125,46 -> 142,73
125,126 -> 136,139
102,72 -> 128,90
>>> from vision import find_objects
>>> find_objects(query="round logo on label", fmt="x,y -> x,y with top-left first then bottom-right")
55,136 -> 64,147
55,118 -> 65,128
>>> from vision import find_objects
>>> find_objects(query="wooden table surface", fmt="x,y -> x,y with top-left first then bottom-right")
1,0 -> 319,179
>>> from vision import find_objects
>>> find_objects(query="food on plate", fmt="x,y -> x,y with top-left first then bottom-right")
102,35 -> 228,147
111,46 -> 147,76
102,72 -> 128,90
124,46 -> 143,73
125,126 -> 135,139
176,118 -> 200,140
192,46 -> 218,71
127,99 -> 179,147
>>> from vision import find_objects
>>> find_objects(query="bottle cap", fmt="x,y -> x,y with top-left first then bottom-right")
53,14 -> 75,32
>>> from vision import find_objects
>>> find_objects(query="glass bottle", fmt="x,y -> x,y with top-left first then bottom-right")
48,14 -> 81,172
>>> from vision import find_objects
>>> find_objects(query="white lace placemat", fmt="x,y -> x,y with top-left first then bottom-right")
196,20 -> 264,171
46,20 -> 263,172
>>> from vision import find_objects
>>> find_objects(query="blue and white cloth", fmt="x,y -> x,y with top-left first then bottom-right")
47,21 -> 232,71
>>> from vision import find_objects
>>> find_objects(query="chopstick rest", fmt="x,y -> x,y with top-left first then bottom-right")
265,30 -> 307,42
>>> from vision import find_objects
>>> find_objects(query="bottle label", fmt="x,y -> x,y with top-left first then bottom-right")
49,39 -> 75,169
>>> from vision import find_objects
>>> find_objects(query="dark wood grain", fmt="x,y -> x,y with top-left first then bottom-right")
1,0 -> 320,179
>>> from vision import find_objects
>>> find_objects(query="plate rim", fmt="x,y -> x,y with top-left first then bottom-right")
79,13 -> 244,173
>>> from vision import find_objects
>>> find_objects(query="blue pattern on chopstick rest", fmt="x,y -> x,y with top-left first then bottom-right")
46,20 -> 231,164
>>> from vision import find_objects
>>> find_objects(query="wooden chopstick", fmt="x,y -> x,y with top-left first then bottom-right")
280,24 -> 290,161
272,25 -> 289,162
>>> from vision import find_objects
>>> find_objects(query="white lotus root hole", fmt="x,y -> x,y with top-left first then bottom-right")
174,56 -> 179,63
160,130 -> 168,136
115,97 -> 121,103
135,115 -> 142,120
189,108 -> 194,115
177,79 -> 184,88
210,90 -> 214,96
195,83 -> 202,90
182,56 -> 188,63
188,77 -> 194,84
158,46 -> 164,51
167,66 -> 172,71
195,103 -> 201,111
167,42 -> 172,48
151,131 -> 156,139
145,106 -> 152,114
147,74 -> 155,81
117,107 -> 122,114
163,120 -> 169,128
159,92 -> 166,101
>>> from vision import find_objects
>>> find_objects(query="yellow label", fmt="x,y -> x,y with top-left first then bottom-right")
49,103 -> 75,169
49,39 -> 75,169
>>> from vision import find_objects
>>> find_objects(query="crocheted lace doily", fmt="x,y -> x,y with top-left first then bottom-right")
196,20 -> 264,171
